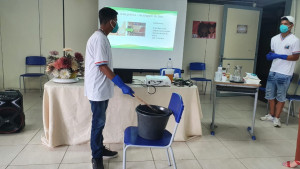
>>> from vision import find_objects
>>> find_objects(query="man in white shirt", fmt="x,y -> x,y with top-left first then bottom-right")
84,7 -> 134,169
260,16 -> 300,127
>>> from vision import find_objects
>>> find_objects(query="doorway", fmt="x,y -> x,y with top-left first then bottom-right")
219,5 -> 262,77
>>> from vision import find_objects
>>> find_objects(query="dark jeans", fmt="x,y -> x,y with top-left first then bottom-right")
89,100 -> 109,158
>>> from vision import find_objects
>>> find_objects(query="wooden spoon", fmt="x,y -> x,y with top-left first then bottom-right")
133,94 -> 157,112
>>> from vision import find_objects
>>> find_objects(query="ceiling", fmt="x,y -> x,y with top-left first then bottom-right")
187,0 -> 287,8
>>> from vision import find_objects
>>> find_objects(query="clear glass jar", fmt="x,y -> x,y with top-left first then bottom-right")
233,65 -> 242,82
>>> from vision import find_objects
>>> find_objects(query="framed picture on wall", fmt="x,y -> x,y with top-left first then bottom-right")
237,25 -> 248,34
192,21 -> 216,39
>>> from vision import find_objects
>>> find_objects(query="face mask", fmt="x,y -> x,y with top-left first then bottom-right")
110,20 -> 119,33
280,25 -> 289,33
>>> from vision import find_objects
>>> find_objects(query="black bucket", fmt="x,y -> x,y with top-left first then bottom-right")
136,104 -> 172,140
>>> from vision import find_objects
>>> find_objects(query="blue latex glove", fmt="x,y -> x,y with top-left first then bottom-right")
266,52 -> 288,61
266,52 -> 273,61
112,75 -> 135,97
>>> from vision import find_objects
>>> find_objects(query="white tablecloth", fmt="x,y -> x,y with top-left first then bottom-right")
42,78 -> 203,147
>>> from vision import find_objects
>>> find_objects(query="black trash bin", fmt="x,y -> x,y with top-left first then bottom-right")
136,104 -> 172,140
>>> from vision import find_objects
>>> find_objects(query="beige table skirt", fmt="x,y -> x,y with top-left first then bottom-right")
42,79 -> 203,147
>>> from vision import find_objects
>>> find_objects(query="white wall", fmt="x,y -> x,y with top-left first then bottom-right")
0,1 -> 223,90
288,0 -> 300,111
0,17 -> 3,89
0,0 -> 97,90
0,0 -> 41,90
39,0 -> 64,58
182,3 -> 223,83
290,0 -> 300,88
65,0 -> 98,53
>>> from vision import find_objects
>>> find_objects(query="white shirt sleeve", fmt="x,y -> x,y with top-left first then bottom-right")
292,38 -> 300,54
271,37 -> 275,52
94,36 -> 109,66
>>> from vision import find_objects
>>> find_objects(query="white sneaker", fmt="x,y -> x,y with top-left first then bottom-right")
260,114 -> 274,121
273,118 -> 281,127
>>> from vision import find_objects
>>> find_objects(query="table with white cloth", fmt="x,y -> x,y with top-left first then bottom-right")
42,77 -> 203,147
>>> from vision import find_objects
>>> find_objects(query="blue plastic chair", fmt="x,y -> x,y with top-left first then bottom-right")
286,78 -> 300,125
160,68 -> 181,78
19,56 -> 48,95
189,62 -> 212,99
123,93 -> 184,169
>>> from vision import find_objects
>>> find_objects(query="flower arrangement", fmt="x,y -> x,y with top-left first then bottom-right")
46,48 -> 84,79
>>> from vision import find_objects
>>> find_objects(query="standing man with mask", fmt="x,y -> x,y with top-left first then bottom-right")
260,16 -> 300,127
85,7 -> 135,169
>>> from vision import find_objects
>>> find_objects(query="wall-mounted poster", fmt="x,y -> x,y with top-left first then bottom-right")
192,21 -> 216,39
237,25 -> 248,34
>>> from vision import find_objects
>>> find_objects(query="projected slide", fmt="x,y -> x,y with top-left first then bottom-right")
108,7 -> 178,51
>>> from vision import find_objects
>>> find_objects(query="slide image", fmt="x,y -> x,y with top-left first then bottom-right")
127,22 -> 146,37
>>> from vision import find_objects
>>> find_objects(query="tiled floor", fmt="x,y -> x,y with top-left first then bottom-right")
0,91 -> 298,169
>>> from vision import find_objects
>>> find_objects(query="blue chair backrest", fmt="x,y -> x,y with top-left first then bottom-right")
190,62 -> 205,71
26,56 -> 46,65
168,93 -> 184,123
294,79 -> 300,95
160,68 -> 181,78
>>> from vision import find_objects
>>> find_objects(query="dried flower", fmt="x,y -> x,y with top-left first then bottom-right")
63,48 -> 73,52
49,51 -> 59,56
71,59 -> 78,71
75,52 -> 84,62
53,57 -> 72,69
52,69 -> 59,78
59,69 -> 71,79
46,64 -> 55,73
46,49 -> 84,78
47,56 -> 58,64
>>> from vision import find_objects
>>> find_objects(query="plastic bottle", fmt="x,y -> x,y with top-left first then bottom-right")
225,63 -> 231,80
217,65 -> 222,72
165,58 -> 174,82
226,63 -> 230,73
166,58 -> 173,69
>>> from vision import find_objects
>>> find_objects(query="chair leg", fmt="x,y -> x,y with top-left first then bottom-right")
169,147 -> 177,169
204,81 -> 208,95
286,100 -> 292,125
23,77 -> 26,93
291,101 -> 295,117
123,144 -> 127,169
19,76 -> 21,91
166,147 -> 171,166
210,82 -> 212,101
40,77 -> 42,97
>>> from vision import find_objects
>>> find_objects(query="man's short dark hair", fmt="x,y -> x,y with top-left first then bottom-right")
281,17 -> 293,25
99,7 -> 118,25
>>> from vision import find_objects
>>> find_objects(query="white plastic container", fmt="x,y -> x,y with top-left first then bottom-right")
214,72 -> 222,81
217,65 -> 222,72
